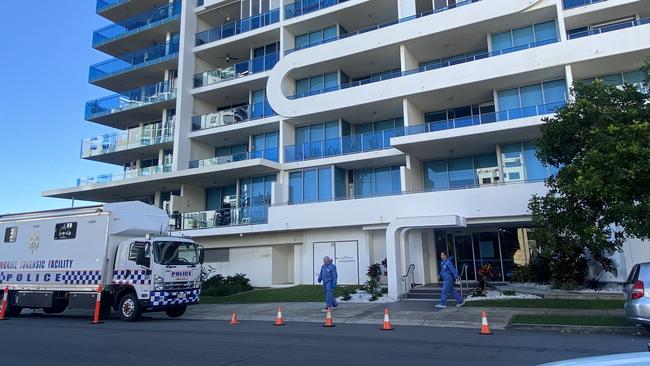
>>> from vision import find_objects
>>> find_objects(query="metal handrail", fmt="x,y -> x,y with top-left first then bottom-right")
458,264 -> 468,299
401,264 -> 416,295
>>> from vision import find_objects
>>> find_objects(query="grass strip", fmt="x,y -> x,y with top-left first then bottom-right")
509,314 -> 632,327
465,298 -> 624,310
200,285 -> 360,304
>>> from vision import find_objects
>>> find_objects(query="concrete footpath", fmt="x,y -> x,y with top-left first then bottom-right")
152,301 -> 629,332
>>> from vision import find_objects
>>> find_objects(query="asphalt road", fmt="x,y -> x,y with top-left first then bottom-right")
0,312 -> 647,366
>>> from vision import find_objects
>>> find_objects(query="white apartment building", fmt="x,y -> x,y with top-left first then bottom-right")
44,0 -> 650,299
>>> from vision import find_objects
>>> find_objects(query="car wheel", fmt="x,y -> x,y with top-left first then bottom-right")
118,293 -> 142,322
165,306 -> 187,318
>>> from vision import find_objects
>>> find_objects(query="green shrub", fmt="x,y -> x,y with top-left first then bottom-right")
512,265 -> 535,283
202,273 -> 253,297
470,287 -> 487,297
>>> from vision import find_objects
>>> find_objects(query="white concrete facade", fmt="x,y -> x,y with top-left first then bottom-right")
45,0 -> 650,299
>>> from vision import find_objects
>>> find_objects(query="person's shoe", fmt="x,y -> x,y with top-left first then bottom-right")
321,308 -> 329,312
435,304 -> 447,309
332,303 -> 338,308
455,301 -> 465,307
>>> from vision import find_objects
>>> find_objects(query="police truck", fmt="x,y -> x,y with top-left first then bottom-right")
0,202 -> 203,321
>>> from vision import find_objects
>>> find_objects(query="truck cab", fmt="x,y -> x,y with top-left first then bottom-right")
112,236 -> 203,321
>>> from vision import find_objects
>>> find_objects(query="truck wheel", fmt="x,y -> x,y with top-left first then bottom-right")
165,306 -> 187,318
118,293 -> 141,322
6,305 -> 22,317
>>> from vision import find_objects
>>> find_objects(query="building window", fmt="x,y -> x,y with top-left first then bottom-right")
295,25 -> 337,48
289,167 -> 333,204
580,70 -> 647,90
296,72 -> 338,96
4,227 -> 17,243
353,166 -> 401,198
423,153 -> 500,190
497,79 -> 567,111
204,248 -> 230,262
501,142 -> 558,183
491,20 -> 558,52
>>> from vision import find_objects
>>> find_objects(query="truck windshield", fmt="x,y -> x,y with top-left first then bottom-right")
153,241 -> 199,265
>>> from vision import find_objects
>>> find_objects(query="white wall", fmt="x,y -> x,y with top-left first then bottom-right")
207,246 -> 273,287
272,245 -> 294,284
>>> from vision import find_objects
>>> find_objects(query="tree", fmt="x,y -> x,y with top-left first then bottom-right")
529,62 -> 650,288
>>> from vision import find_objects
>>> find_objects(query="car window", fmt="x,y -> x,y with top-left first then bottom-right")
626,264 -> 639,284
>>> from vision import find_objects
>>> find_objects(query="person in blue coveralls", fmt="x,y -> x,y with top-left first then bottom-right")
435,252 -> 465,309
317,256 -> 338,311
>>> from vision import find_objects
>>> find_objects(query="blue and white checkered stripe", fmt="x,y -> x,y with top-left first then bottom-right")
150,289 -> 200,307
63,270 -> 102,285
112,270 -> 151,285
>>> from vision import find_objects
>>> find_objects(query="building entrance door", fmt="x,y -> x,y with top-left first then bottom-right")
453,234 -> 476,281
313,241 -> 359,285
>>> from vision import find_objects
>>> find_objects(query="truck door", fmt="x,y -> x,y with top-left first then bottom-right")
113,241 -> 152,301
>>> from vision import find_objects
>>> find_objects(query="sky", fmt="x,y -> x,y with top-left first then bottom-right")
0,2 -> 120,214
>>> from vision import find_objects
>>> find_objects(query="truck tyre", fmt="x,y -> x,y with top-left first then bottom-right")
165,306 -> 187,318
6,305 -> 22,317
118,293 -> 141,322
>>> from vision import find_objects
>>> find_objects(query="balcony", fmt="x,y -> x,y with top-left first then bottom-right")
195,9 -> 280,46
85,80 -> 176,127
563,0 -> 607,9
567,17 -> 650,39
189,148 -> 279,169
81,122 -> 174,162
403,102 -> 564,137
193,53 -> 278,88
289,38 -> 558,100
285,0 -> 480,54
192,102 -> 276,131
284,0 -> 346,20
96,0 -> 129,13
77,165 -> 172,186
89,39 -> 179,85
172,206 -> 269,230
284,128 -> 403,162
93,1 -> 181,49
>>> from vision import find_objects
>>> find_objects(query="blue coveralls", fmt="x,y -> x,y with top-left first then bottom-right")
439,257 -> 463,305
318,262 -> 338,308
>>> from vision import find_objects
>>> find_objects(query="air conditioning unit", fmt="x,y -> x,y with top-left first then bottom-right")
222,195 -> 238,207
477,168 -> 500,185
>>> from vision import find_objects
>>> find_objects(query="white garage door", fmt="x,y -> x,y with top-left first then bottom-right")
313,241 -> 359,285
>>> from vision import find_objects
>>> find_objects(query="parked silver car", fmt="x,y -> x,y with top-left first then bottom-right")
624,262 -> 650,331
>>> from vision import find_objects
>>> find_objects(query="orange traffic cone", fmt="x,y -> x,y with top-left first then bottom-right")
274,306 -> 285,326
479,311 -> 493,335
380,308 -> 394,331
230,312 -> 239,325
0,287 -> 9,321
323,307 -> 335,327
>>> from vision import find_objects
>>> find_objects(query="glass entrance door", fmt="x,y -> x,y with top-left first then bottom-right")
453,234 -> 476,281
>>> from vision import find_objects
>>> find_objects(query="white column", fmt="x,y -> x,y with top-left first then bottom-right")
402,98 -> 423,126
564,64 -> 574,101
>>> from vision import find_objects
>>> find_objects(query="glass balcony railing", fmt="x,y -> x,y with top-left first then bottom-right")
96,0 -> 129,13
563,0 -> 607,9
89,39 -> 180,82
171,205 -> 269,230
188,148 -> 279,168
284,127 -> 403,162
567,17 -> 650,39
85,79 -> 176,120
289,38 -> 558,100
93,1 -> 181,47
81,122 -> 175,158
195,9 -> 280,46
284,0 -> 346,20
193,52 -> 279,88
285,0 -> 479,54
77,165 -> 172,186
192,102 -> 276,131
402,101 -> 565,136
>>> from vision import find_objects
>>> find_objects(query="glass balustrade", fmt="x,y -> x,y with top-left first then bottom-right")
284,127 -> 403,162
284,0 -> 346,20
289,38 -> 558,100
188,148 -> 279,168
403,101 -> 565,136
173,205 -> 269,230
77,165 -> 172,186
96,0 -> 128,13
191,102 -> 276,131
81,122 -> 175,158
567,17 -> 650,39
285,0 -> 480,54
93,1 -> 181,46
563,0 -> 607,9
195,9 -> 280,46
193,53 -> 279,88
85,80 -> 176,119
89,39 -> 180,82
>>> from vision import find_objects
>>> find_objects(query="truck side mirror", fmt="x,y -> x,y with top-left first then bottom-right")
198,246 -> 205,264
136,247 -> 150,267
